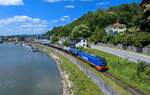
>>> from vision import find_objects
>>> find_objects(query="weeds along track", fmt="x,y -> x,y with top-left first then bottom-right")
102,72 -> 145,95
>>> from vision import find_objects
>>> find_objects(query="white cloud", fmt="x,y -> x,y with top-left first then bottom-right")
49,15 -> 75,27
0,16 -> 49,35
44,0 -> 60,3
60,16 -> 70,22
0,16 -> 31,24
44,0 -> 94,3
50,19 -> 59,23
50,16 -> 71,23
64,5 -> 75,8
79,0 -> 93,2
0,0 -> 24,6
96,1 -> 109,6
0,16 -> 47,25
45,0 -> 74,3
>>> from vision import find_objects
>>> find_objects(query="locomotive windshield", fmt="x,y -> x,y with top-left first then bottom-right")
98,57 -> 107,66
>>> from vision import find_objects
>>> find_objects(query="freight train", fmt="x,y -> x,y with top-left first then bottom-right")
63,46 -> 108,71
40,43 -> 108,71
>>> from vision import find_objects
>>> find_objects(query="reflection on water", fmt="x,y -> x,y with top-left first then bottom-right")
0,43 -> 62,95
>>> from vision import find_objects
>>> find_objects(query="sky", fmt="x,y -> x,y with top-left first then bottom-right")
0,0 -> 141,36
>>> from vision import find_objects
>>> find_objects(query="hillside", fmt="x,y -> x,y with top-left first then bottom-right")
46,3 -> 150,48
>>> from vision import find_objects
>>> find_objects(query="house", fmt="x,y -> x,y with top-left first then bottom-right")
58,37 -> 89,48
36,39 -> 50,44
7,37 -> 19,42
24,37 -> 35,43
105,23 -> 127,35
75,39 -> 89,48
58,37 -> 68,45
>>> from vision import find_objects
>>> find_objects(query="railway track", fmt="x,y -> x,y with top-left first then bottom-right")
41,44 -> 146,95
103,73 -> 145,95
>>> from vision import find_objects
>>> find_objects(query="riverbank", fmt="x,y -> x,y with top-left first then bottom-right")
49,53 -> 72,95
34,44 -> 103,95
34,44 -> 71,95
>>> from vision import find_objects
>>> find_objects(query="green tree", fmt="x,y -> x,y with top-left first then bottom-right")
121,34 -> 134,47
71,24 -> 91,39
133,32 -> 150,48
112,35 -> 124,45
90,27 -> 106,44
51,36 -> 59,44
102,35 -> 114,44
140,4 -> 150,32
63,40 -> 69,46
117,11 -> 132,25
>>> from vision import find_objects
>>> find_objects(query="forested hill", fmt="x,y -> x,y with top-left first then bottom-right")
46,3 -> 150,48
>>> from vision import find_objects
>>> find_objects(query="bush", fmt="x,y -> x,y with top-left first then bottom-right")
71,24 -> 91,39
135,62 -> 150,84
90,27 -> 106,43
104,32 -> 150,48
51,36 -> 59,44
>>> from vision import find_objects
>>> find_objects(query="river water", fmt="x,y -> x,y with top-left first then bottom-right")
0,43 -> 62,95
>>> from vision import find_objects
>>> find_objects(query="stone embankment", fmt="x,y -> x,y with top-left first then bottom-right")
50,54 -> 72,95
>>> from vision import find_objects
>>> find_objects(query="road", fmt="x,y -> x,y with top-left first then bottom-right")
91,45 -> 150,64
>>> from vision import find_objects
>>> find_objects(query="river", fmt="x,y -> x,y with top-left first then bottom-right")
0,43 -> 62,95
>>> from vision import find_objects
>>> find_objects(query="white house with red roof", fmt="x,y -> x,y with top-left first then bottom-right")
105,23 -> 127,35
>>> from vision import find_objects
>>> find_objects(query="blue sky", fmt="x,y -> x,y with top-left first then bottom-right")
0,0 -> 141,36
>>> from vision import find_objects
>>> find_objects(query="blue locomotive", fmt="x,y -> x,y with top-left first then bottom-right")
64,47 -> 108,71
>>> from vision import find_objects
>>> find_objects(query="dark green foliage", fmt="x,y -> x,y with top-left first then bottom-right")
90,27 -> 106,44
70,24 -> 91,39
132,32 -> 150,48
106,32 -> 150,48
111,35 -> 123,45
51,36 -> 59,44
47,26 -> 72,37
135,62 -> 150,85
108,3 -> 142,26
137,62 -> 146,75
139,4 -> 150,32
101,35 -> 113,44
63,40 -> 69,46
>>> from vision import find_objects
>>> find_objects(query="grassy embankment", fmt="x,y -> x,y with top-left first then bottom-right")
83,48 -> 150,95
35,44 -> 103,95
